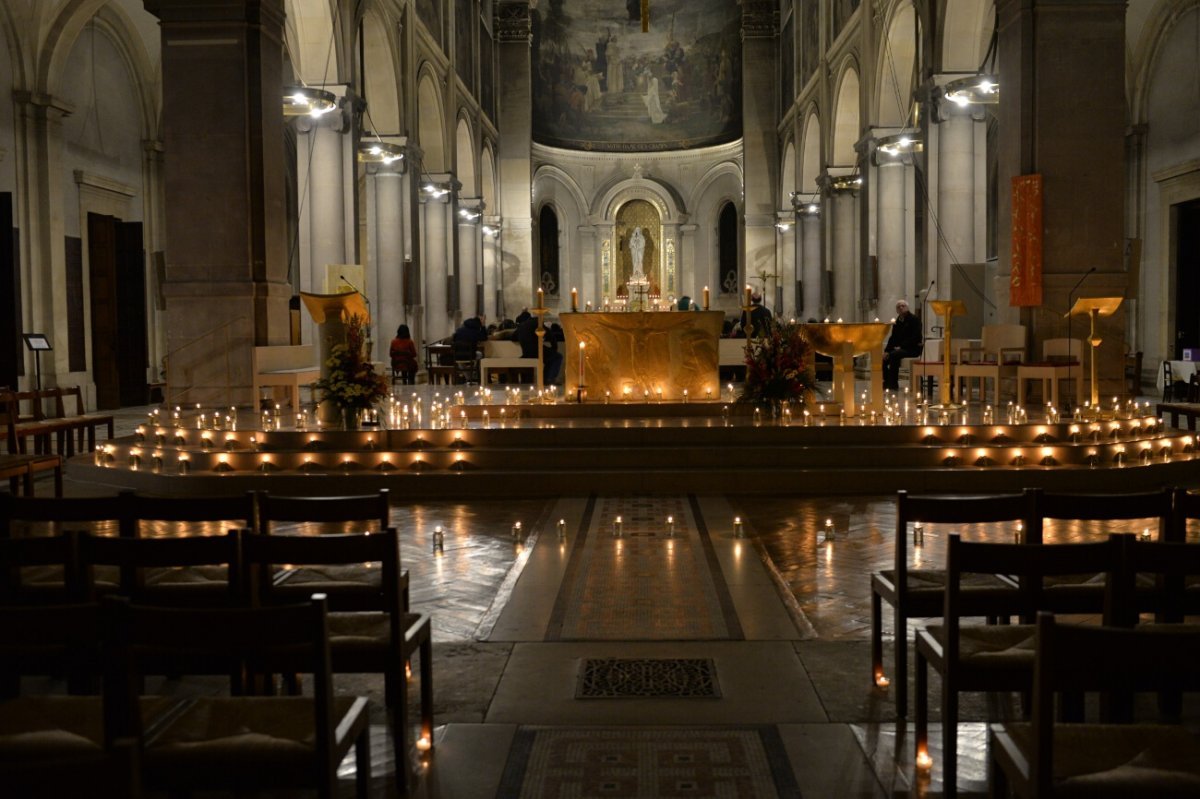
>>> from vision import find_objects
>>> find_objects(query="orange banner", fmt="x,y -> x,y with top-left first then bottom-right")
1010,174 -> 1043,306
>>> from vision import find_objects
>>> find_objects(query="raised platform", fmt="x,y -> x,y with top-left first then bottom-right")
72,402 -> 1200,497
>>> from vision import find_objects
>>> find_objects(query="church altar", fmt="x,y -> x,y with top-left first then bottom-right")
562,311 -> 724,401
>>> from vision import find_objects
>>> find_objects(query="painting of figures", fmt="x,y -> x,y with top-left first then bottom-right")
531,0 -> 742,151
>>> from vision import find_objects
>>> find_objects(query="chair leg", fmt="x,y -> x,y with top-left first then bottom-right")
420,632 -> 434,755
895,611 -> 908,718
989,746 -> 1010,799
355,726 -> 371,799
870,590 -> 884,688
943,677 -> 959,798
395,657 -> 412,796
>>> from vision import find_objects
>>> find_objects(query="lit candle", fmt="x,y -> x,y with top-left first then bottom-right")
511,521 -> 523,541
703,286 -> 710,310
666,515 -> 675,537
578,341 -> 586,387
613,515 -> 623,537
557,518 -> 567,540
733,516 -> 744,538
536,287 -> 544,308
571,287 -> 578,311
824,518 -> 836,541
433,525 -> 445,553
744,285 -> 752,306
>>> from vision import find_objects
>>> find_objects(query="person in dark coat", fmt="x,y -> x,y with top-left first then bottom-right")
883,299 -> 922,391
516,315 -> 563,383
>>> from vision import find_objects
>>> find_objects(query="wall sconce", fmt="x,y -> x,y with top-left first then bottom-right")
828,174 -> 863,192
283,86 -> 337,118
790,191 -> 820,216
357,139 -> 405,166
941,74 -> 999,107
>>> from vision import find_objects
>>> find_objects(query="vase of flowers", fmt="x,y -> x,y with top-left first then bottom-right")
738,321 -> 818,412
313,315 -> 390,430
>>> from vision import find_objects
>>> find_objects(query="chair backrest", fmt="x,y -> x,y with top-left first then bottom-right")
1029,613 -> 1200,794
1042,338 -> 1082,362
124,492 -> 257,538
979,325 -> 1026,361
103,596 -> 338,762
1173,488 -> 1200,543
257,490 -> 390,534
0,601 -> 101,691
1163,360 -> 1173,382
81,529 -> 244,606
923,338 -> 973,363
944,534 -> 1123,640
243,527 -> 401,613
0,531 -> 87,604
894,490 -> 1036,608
1031,488 -> 1173,544
0,391 -> 22,455
1113,536 -> 1200,624
0,492 -> 128,538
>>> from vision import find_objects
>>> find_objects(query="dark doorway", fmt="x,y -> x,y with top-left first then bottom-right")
538,205 -> 560,296
88,213 -> 147,409
718,202 -> 738,294
0,193 -> 18,388
1176,199 -> 1200,359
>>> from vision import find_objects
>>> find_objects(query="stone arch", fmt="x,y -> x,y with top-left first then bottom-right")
941,0 -> 994,73
361,8 -> 401,134
0,0 -> 26,89
831,62 -> 861,165
284,0 -> 341,86
416,68 -> 446,172
1130,0 -> 1200,124
876,2 -> 919,127
455,115 -> 476,196
687,161 -> 742,216
800,109 -> 823,195
597,178 -> 684,223
532,165 -> 590,222
41,2 -> 157,138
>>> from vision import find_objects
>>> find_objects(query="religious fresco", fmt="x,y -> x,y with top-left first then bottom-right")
531,0 -> 742,151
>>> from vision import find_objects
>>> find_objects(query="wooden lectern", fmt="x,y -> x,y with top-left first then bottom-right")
928,299 -> 967,409
1067,296 -> 1123,409
301,291 -> 370,423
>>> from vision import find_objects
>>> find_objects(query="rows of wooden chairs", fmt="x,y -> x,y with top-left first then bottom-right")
0,393 -> 62,497
0,488 -> 433,796
870,486 -> 1190,719
0,387 -> 113,456
0,597 -> 371,799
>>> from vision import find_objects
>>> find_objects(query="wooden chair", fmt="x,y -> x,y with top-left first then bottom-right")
104,596 -> 371,799
989,614 -> 1200,798
0,531 -> 88,607
257,489 -> 390,536
953,324 -> 1026,405
1017,339 -> 1082,407
1029,489 -> 1174,613
870,490 -> 1033,718
914,534 -> 1123,797
123,492 -> 257,539
0,392 -> 62,497
243,528 -> 432,793
0,493 -> 127,540
52,386 -> 115,454
1124,350 -> 1143,397
1162,360 -> 1176,401
0,737 -> 142,799
1170,487 -> 1200,544
81,529 -> 244,608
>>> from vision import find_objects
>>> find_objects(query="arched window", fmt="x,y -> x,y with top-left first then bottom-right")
538,205 -> 560,296
718,202 -> 739,294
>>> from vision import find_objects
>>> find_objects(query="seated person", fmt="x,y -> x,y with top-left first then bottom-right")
452,317 -> 487,362
516,315 -> 563,383
883,299 -> 922,391
389,324 -> 418,385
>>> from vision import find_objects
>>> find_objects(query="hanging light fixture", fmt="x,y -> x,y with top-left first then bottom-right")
941,75 -> 999,107
283,86 -> 337,117
357,140 -> 405,165
828,174 -> 863,192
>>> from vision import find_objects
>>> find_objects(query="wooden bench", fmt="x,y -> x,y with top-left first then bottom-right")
480,340 -> 541,385
51,387 -> 114,454
252,345 -> 319,409
0,393 -> 62,497
1158,401 -> 1200,431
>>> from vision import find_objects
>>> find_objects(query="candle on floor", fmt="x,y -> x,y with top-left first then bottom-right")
557,519 -> 567,540
666,515 -> 675,537
433,526 -> 445,553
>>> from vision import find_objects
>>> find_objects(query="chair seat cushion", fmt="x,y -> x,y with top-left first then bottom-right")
926,623 -> 1037,668
1005,722 -> 1200,797
0,697 -> 176,761
274,564 -> 382,595
144,565 -> 230,586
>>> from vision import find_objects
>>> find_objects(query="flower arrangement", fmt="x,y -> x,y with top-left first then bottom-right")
738,321 -> 818,406
313,315 -> 390,411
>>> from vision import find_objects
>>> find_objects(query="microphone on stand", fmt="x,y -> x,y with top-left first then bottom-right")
1065,267 -> 1096,410
921,279 -> 936,351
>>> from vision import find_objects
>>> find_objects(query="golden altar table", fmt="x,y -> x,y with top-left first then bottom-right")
561,311 -> 724,401
803,322 -> 890,416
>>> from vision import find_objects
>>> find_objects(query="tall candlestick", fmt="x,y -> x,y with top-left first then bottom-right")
702,286 -> 710,310
536,287 -> 544,308
744,285 -> 752,306
578,341 -> 586,387
571,287 -> 579,311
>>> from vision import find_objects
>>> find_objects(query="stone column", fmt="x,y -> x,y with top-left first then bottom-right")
741,1 -> 779,303
799,210 -> 822,318
457,198 -> 482,319
482,216 -> 501,318
143,0 -> 289,406
933,104 -> 980,295
577,225 -> 597,309
997,0 -> 1128,396
829,190 -> 858,321
777,213 -> 796,319
877,160 -> 907,310
421,175 -> 453,341
496,3 -> 534,313
364,158 -> 405,349
679,223 -> 699,302
295,91 -> 353,348
11,92 -> 71,385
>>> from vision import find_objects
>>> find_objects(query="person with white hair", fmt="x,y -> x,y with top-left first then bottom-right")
883,299 -> 922,390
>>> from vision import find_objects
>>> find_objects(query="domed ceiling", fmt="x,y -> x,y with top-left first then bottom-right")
531,0 -> 742,152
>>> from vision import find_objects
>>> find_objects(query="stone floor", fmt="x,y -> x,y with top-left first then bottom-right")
30,395 -> 1196,798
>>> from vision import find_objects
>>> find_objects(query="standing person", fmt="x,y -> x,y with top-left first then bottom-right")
740,291 -> 773,338
883,299 -> 922,391
389,324 -> 418,385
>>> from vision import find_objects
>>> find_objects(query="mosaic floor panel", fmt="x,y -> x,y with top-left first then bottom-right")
576,658 -> 721,699
545,495 -> 743,641
497,726 -> 802,799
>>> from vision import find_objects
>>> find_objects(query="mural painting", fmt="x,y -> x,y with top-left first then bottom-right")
531,0 -> 742,151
